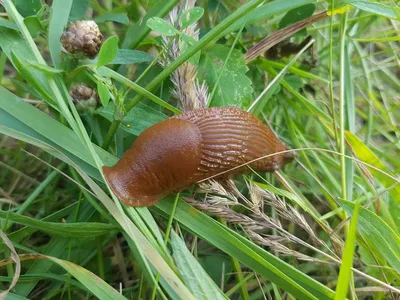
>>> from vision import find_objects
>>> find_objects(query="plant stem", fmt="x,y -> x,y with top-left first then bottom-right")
102,119 -> 121,149
329,1 -> 339,145
339,11 -> 348,202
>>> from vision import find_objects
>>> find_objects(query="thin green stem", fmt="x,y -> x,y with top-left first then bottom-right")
135,38 -> 174,84
329,1 -> 339,145
339,12 -> 348,202
102,119 -> 121,149
224,217 -> 249,300
97,237 -> 105,279
203,0 -> 210,28
163,193 -> 180,245
0,51 -> 7,84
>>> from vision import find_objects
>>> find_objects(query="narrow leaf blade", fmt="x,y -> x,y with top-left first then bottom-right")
49,0 -> 73,68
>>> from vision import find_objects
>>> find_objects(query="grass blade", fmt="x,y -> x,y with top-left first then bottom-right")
334,202 -> 360,300
48,0 -> 73,68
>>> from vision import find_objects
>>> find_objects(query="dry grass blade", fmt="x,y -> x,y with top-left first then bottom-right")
250,184 -> 325,246
0,229 -> 21,299
185,196 -> 327,263
245,11 -> 328,63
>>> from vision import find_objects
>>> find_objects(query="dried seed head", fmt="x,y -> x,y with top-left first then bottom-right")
61,21 -> 103,59
70,84 -> 99,113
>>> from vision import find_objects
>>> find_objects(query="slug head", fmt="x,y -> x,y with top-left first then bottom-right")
103,118 -> 202,207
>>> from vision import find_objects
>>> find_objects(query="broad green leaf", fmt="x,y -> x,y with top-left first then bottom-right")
180,7 -> 204,29
110,49 -> 153,65
335,202 -> 360,299
343,1 -> 400,20
170,231 -> 227,300
341,200 -> 400,274
146,17 -> 179,36
345,131 -> 400,205
24,16 -> 43,37
97,36 -> 119,67
69,0 -> 90,21
49,0 -> 73,68
16,0 -> 41,17
279,4 -> 316,28
199,45 -> 253,108
97,102 -> 167,136
358,245 -> 387,280
0,210 -> 117,238
97,80 -> 111,107
95,13 -> 130,25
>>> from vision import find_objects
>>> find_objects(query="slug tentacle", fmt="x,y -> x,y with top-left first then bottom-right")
103,107 -> 294,207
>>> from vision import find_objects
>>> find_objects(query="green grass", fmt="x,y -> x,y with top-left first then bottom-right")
0,0 -> 399,299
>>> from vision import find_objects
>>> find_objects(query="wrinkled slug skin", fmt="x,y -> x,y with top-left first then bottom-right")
103,107 -> 293,207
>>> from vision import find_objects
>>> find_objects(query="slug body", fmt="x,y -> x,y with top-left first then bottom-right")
103,107 -> 294,207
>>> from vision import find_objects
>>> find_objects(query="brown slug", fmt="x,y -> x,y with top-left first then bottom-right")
103,107 -> 295,207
